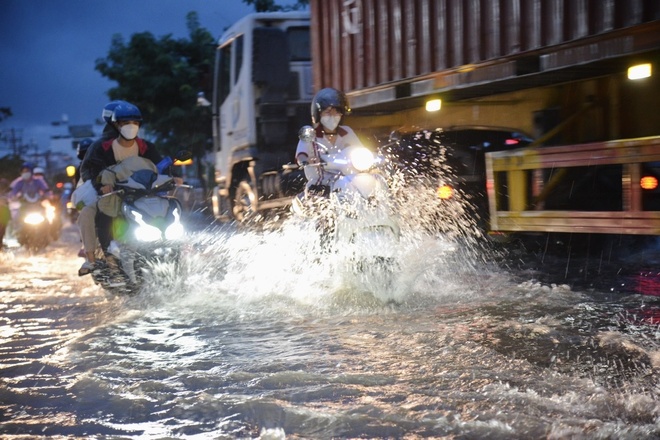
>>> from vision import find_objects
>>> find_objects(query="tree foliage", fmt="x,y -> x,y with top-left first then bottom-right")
0,107 -> 12,123
95,12 -> 214,158
95,3 -> 309,157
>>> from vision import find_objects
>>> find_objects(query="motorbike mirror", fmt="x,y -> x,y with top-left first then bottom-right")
299,125 -> 316,143
388,130 -> 401,143
174,150 -> 193,162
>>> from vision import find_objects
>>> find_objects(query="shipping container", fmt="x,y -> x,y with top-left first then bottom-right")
310,0 -> 660,112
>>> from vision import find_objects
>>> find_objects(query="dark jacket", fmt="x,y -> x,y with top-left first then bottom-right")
80,137 -> 163,193
75,124 -> 118,187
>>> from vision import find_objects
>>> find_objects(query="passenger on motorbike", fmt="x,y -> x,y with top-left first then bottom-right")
74,138 -> 94,188
77,102 -> 165,276
295,87 -> 363,196
32,167 -> 55,198
85,100 -> 129,254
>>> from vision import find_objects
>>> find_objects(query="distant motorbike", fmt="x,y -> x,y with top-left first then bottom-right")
90,152 -> 192,294
60,182 -> 78,224
14,192 -> 57,252
291,125 -> 400,262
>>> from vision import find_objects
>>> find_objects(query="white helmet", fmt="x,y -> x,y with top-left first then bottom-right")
33,167 -> 45,175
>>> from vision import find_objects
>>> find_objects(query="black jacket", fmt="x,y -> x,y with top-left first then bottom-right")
80,137 -> 163,193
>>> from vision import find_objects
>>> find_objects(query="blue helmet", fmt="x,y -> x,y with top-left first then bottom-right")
21,162 -> 35,172
111,103 -> 143,124
102,100 -> 129,124
77,138 -> 94,160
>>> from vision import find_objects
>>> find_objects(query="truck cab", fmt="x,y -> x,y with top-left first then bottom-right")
211,12 -> 312,221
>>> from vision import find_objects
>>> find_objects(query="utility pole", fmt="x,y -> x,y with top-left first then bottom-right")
0,128 -> 24,156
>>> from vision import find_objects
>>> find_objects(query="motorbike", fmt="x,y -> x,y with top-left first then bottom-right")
90,152 -> 192,294
60,182 -> 78,224
13,192 -> 57,252
291,125 -> 400,265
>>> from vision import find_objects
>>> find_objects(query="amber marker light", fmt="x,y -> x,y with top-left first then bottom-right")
437,184 -> 453,199
640,176 -> 658,190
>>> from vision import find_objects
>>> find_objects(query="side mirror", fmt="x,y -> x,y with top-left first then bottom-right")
299,125 -> 316,143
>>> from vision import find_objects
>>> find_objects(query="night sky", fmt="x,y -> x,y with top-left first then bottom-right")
0,0 -> 300,152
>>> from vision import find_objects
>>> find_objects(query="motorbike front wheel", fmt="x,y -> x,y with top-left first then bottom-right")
232,180 -> 257,223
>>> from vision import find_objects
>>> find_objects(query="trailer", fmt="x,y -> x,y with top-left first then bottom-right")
308,0 -> 660,235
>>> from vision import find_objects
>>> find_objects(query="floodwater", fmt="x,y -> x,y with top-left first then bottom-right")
1,216 -> 659,439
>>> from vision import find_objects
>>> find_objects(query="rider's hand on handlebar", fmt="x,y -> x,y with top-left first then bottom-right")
100,185 -> 113,194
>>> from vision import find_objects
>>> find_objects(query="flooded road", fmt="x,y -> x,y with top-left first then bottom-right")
0,223 -> 659,439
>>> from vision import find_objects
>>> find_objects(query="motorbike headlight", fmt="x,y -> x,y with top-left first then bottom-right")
165,209 -> 185,240
350,147 -> 375,172
136,224 -> 162,242
24,212 -> 45,225
129,209 -> 162,242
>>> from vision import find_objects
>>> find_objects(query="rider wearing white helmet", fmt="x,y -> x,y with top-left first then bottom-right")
295,87 -> 362,192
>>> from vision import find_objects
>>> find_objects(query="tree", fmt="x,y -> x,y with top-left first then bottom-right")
0,107 -> 11,123
95,12 -> 214,158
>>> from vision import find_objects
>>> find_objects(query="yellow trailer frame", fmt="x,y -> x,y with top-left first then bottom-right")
485,136 -> 660,235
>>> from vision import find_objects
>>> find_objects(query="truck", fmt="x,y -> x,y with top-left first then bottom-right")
210,12 -> 312,222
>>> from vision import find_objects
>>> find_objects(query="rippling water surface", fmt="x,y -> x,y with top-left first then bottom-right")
0,220 -> 659,439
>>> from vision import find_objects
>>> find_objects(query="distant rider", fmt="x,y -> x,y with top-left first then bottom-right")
9,163 -> 50,201
295,87 -> 362,196
8,163 -> 51,237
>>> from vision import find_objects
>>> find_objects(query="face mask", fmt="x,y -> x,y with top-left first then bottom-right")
21,172 -> 32,180
119,123 -> 139,140
320,115 -> 341,132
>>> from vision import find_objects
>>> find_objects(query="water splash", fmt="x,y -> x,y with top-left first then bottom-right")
138,157 -> 499,318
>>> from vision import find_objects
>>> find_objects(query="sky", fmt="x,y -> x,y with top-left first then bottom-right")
0,0 -> 301,155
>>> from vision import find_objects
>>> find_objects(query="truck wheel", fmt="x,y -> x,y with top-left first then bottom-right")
233,180 -> 256,222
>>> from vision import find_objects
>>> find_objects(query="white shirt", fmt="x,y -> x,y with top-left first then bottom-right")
295,125 -> 363,186
112,139 -> 139,162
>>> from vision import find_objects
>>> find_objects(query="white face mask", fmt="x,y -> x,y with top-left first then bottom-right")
119,123 -> 140,140
21,172 -> 32,180
320,115 -> 341,132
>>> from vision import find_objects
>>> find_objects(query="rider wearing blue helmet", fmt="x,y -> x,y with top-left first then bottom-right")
77,102 -> 165,275
99,100 -> 128,139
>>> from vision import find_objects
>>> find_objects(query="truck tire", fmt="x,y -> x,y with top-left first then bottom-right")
233,179 -> 256,222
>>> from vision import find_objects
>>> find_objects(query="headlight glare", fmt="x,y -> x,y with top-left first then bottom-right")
24,213 -> 45,225
350,148 -> 375,172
